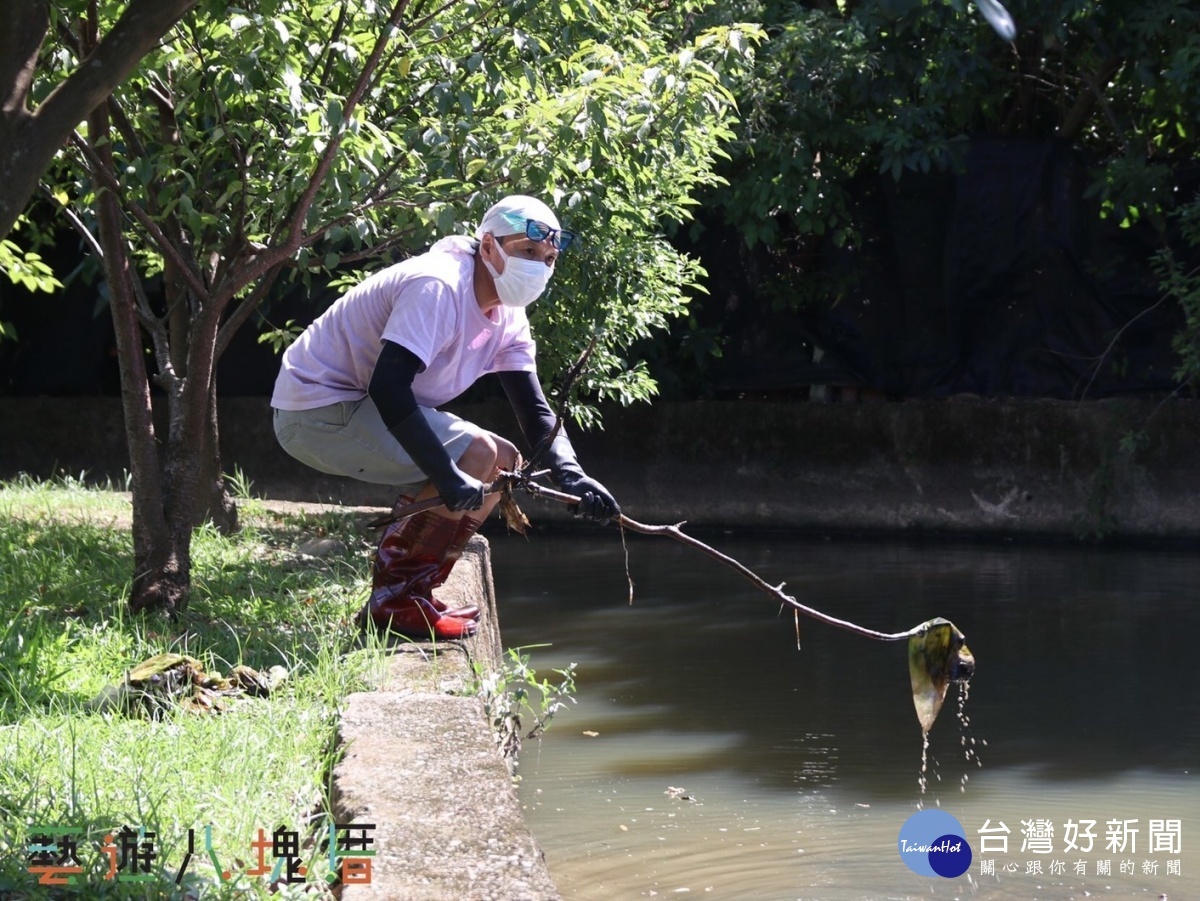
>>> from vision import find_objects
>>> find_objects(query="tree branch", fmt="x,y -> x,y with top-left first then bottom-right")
311,0 -> 352,86
36,0 -> 196,133
409,0 -> 501,50
1057,56 -> 1122,144
1079,290 -> 1171,399
389,481 -> 939,643
526,332 -> 600,469
45,187 -> 104,260
1,0 -> 48,118
0,0 -> 197,238
214,269 -> 282,360
69,131 -> 211,303
241,0 -> 414,296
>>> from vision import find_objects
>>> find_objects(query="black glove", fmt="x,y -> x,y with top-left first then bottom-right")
387,409 -> 485,512
544,433 -> 620,524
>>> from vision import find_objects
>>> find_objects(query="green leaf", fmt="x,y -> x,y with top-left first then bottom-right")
326,99 -> 344,129
213,180 -> 243,209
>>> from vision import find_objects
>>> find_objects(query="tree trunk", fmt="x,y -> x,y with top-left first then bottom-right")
89,99 -> 191,616
156,150 -> 237,535
79,16 -> 234,616
0,0 -> 47,240
151,308 -> 223,614
200,382 -> 239,534
130,525 -> 192,616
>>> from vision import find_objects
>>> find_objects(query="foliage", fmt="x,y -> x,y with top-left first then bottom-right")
256,318 -> 302,355
0,240 -> 59,295
17,0 -> 759,612
476,645 -> 578,762
223,464 -> 256,503
707,0 -> 1198,240
0,216 -> 62,342
37,0 -> 756,412
1155,193 -> 1200,385
691,0 -> 1200,378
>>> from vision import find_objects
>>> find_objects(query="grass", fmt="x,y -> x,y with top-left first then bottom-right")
0,476 -> 394,899
0,471 -> 133,525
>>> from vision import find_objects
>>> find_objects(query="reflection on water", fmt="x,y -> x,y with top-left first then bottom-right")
488,530 -> 1200,900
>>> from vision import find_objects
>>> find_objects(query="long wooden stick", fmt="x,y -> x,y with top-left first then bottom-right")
379,477 -> 930,642
520,482 -> 929,642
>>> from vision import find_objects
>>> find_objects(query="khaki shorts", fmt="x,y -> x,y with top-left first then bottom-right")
272,399 -> 481,490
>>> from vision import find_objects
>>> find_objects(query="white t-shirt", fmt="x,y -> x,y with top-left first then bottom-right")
271,245 -> 536,411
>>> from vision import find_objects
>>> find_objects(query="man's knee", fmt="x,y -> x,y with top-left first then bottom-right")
492,434 -> 520,473
457,431 -> 518,479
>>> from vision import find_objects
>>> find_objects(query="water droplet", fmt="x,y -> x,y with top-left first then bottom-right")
955,681 -> 985,786
917,730 -> 931,799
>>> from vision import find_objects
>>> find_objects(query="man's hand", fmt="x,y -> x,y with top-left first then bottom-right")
557,472 -> 620,524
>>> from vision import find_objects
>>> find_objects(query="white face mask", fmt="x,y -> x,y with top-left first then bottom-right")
483,242 -> 552,308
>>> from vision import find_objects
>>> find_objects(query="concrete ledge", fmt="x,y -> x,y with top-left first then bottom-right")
330,537 -> 560,900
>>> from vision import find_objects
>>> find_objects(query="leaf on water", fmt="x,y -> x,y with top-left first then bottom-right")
908,618 -> 975,734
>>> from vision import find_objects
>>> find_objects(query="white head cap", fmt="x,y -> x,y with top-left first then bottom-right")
476,195 -> 561,240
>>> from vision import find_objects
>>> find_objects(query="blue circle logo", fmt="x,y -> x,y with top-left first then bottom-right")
897,810 -> 972,878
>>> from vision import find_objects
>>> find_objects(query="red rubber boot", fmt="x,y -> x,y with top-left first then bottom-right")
429,514 -> 483,595
372,511 -> 481,620
357,504 -> 482,639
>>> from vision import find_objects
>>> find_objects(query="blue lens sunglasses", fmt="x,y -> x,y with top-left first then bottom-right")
524,219 -> 576,251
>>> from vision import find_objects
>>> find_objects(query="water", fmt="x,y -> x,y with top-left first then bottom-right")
488,529 -> 1200,900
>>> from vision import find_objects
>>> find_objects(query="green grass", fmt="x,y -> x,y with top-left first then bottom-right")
0,478 -> 393,899
0,471 -> 133,523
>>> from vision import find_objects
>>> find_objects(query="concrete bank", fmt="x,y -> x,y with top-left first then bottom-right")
332,534 -> 560,900
3,396 -> 1199,540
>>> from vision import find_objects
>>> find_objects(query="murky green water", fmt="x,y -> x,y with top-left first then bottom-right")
489,530 -> 1200,900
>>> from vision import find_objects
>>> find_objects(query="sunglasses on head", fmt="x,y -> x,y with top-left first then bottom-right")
524,219 -> 576,251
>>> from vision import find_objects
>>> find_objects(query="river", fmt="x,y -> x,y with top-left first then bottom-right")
490,529 -> 1200,900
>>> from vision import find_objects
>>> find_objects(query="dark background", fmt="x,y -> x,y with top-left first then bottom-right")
1,137 -> 1192,402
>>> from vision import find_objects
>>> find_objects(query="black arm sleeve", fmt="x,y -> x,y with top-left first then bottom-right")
496,369 -> 557,454
370,341 -> 480,507
496,369 -> 588,482
368,340 -> 423,430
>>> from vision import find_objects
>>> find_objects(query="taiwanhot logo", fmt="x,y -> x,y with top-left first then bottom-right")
897,809 -> 972,878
